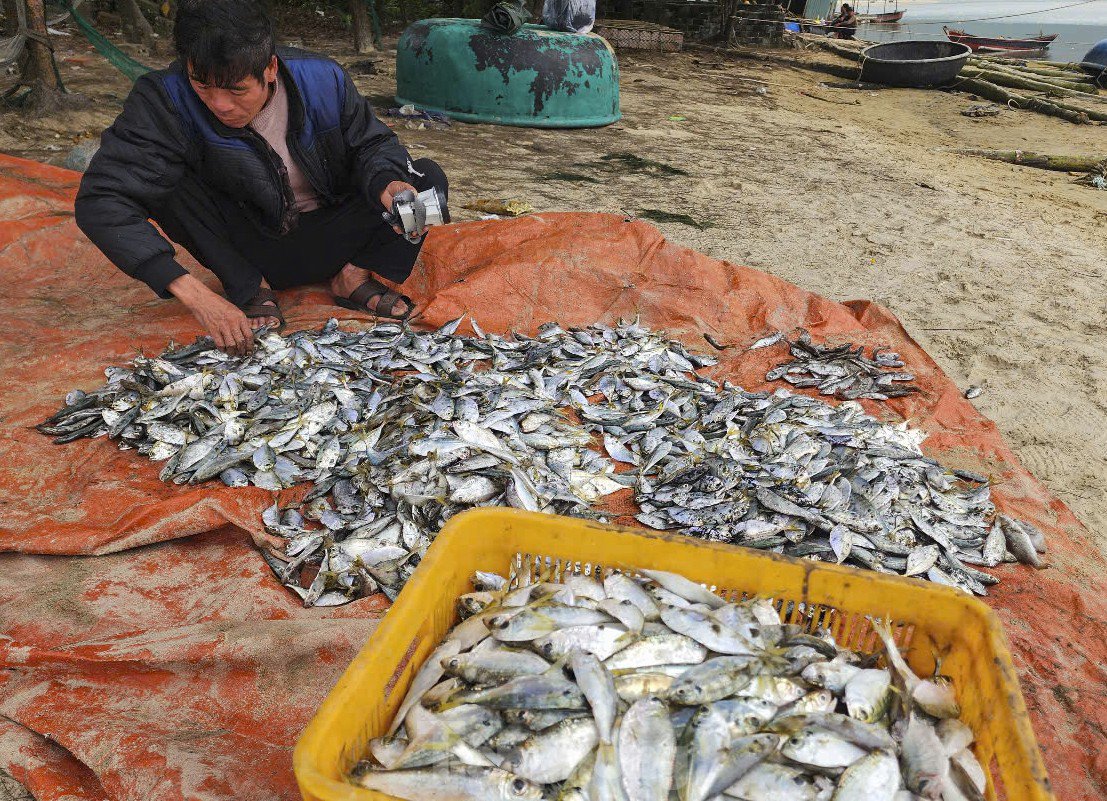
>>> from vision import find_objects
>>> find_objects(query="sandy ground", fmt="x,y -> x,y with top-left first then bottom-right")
1,20 -> 1104,544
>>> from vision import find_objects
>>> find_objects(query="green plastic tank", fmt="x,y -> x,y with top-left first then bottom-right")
395,19 -> 620,128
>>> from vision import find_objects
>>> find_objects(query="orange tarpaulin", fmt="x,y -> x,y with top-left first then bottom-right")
0,153 -> 1103,800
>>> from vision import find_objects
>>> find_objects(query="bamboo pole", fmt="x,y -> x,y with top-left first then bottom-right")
975,56 -> 1087,73
960,65 -> 1095,97
955,77 -> 1090,124
1040,98 -> 1107,122
970,57 -> 1096,83
1018,96 -> 1092,124
950,148 -> 1107,173
1039,61 -> 1087,73
983,62 -> 1097,93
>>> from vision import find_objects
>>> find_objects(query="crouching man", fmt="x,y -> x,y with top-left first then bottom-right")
75,0 -> 447,355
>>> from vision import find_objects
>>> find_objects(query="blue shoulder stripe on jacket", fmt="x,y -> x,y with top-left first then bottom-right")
159,71 -> 252,150
282,56 -> 346,149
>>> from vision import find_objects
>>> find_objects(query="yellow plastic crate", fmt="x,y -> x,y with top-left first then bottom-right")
294,508 -> 1053,801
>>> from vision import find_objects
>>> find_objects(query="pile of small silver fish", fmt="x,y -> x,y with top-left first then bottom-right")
352,566 -> 987,801
39,317 -> 1046,606
762,330 -> 920,401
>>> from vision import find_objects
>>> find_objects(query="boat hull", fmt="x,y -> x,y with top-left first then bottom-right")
858,11 -> 904,23
944,27 -> 1057,52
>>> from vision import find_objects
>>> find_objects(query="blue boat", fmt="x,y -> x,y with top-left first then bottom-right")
1080,38 -> 1107,81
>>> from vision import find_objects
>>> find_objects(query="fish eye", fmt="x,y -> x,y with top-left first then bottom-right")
750,628 -> 760,637
511,778 -> 528,795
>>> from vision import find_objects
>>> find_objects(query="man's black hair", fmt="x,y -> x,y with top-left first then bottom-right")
174,0 -> 276,87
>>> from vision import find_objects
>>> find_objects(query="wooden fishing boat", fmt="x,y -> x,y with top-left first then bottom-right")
858,10 -> 905,23
944,27 -> 1057,52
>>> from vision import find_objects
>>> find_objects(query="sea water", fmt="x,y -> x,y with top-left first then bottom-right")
858,0 -> 1107,63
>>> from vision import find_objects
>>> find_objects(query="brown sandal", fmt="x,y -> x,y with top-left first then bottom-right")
238,287 -> 286,330
334,276 -> 414,321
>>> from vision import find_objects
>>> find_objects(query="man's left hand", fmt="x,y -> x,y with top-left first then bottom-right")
380,180 -> 428,238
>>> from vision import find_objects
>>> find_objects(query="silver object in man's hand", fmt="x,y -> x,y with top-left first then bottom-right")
384,187 -> 450,243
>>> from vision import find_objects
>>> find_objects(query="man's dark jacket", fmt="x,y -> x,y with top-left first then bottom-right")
74,47 -> 411,298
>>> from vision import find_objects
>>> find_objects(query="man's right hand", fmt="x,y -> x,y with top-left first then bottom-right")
168,274 -> 255,357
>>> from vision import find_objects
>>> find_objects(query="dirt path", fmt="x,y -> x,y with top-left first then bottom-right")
2,22 -> 1104,546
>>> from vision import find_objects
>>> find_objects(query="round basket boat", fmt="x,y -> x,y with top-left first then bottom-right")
395,18 -> 621,128
859,40 -> 972,88
1080,38 -> 1107,79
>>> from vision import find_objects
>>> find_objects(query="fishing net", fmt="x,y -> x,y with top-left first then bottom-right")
0,153 -> 1103,800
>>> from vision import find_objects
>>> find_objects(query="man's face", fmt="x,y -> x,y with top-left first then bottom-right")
188,55 -> 278,128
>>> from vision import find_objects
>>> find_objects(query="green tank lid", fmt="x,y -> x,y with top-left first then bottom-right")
395,19 -> 621,128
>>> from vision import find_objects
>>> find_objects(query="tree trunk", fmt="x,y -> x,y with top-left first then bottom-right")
23,0 -> 64,112
350,0 -> 374,54
120,0 -> 157,51
952,148 -> 1107,173
955,78 -> 1090,124
988,62 -> 1098,92
1040,98 -> 1107,123
961,64 -> 1097,96
969,57 -> 1095,83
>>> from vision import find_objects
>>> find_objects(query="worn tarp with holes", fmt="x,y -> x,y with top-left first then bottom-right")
0,153 -> 1103,800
